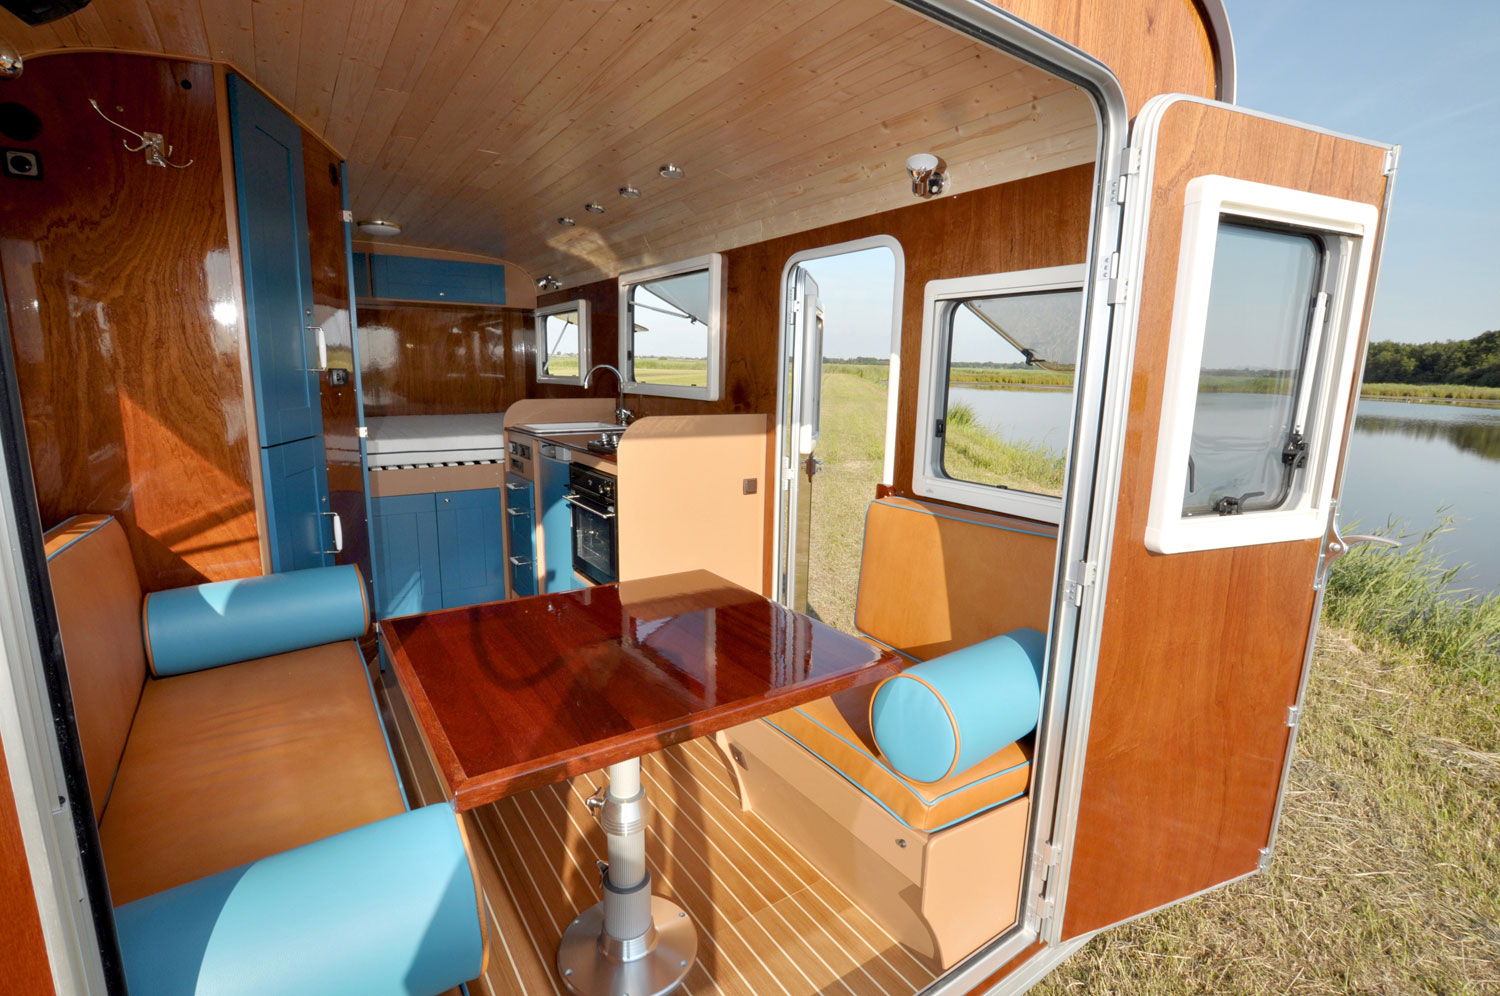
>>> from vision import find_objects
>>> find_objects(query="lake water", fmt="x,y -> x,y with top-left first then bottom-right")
949,386 -> 1500,593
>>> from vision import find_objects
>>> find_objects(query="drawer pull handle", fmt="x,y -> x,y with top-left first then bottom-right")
506,507 -> 529,517
321,511 -> 343,554
564,494 -> 615,519
505,482 -> 529,491
508,556 -> 532,567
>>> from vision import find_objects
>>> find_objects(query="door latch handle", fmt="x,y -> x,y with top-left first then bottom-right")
307,326 -> 327,372
321,511 -> 343,554
1319,518 -> 1400,587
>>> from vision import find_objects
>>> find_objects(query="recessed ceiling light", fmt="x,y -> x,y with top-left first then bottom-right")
584,202 -> 605,214
356,218 -> 401,236
557,216 -> 576,227
619,185 -> 641,198
658,163 -> 685,179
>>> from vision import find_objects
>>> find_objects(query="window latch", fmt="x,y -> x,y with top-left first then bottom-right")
1281,431 -> 1308,469
934,418 -> 946,438
1213,490 -> 1264,516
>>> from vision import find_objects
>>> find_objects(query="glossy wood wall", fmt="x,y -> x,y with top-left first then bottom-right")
302,138 -> 373,591
357,304 -> 519,417
1061,101 -> 1390,938
0,736 -> 55,995
0,53 -> 262,591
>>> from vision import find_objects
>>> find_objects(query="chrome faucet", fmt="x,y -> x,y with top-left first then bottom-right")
583,363 -> 634,426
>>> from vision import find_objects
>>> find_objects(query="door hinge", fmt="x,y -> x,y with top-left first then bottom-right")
1286,704 -> 1302,728
1106,251 -> 1128,306
1122,146 -> 1143,176
1383,146 -> 1400,176
1032,841 -> 1063,934
357,425 -> 368,438
341,209 -> 355,223
1064,561 -> 1098,607
1257,846 -> 1274,872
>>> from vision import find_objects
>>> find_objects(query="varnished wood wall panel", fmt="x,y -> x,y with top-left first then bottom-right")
302,137 -> 374,597
1062,101 -> 1390,937
539,164 -> 1096,587
357,304 -> 518,417
987,0 -> 1220,112
1,53 -> 261,591
0,737 -> 55,996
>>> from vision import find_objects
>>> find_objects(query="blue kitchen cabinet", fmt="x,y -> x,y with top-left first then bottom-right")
366,254 -> 506,306
261,436 -> 333,572
226,73 -> 322,449
505,475 -> 537,598
538,455 -> 583,593
435,488 -> 506,608
371,493 -> 443,617
351,251 -> 372,299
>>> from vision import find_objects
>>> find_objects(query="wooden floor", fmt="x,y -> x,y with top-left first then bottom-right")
466,739 -> 940,996
379,666 -> 939,996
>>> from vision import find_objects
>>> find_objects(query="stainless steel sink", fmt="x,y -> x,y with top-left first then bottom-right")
516,421 -> 624,436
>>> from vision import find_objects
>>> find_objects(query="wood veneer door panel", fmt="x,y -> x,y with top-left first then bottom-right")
1061,100 -> 1391,938
0,737 -> 55,995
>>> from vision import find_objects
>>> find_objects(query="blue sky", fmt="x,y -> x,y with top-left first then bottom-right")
1229,0 -> 1499,344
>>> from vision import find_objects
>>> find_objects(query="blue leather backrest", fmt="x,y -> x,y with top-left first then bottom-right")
144,564 -> 369,677
870,628 -> 1045,783
113,802 -> 486,996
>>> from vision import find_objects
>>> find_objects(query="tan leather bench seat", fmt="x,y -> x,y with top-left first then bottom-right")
763,682 -> 1032,833
100,642 -> 405,905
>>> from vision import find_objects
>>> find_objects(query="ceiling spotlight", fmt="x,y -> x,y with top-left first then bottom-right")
658,163 -> 685,180
619,185 -> 641,198
0,40 -> 22,80
536,275 -> 562,291
905,153 -> 947,198
557,216 -> 576,227
356,218 -> 401,236
584,202 -> 605,214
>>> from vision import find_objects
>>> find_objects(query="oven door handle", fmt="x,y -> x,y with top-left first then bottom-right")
564,493 -> 615,519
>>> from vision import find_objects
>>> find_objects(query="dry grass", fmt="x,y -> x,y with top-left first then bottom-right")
1035,629 -> 1500,996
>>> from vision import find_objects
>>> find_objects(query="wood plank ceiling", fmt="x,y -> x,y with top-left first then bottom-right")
9,0 -> 1096,285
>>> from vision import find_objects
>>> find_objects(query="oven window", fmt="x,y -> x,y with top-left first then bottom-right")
573,504 -> 617,584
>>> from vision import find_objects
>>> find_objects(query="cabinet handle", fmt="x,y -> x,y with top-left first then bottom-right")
321,511 -> 343,554
508,556 -> 532,567
307,326 -> 327,372
505,482 -> 529,491
506,507 -> 529,517
564,494 -> 615,519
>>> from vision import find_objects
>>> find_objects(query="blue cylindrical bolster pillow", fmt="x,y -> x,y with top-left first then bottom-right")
870,628 -> 1045,783
144,564 -> 369,676
113,802 -> 486,996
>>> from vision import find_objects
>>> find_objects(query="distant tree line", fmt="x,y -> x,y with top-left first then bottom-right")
1363,330 -> 1500,386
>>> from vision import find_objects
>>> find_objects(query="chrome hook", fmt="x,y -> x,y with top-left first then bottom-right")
88,98 -> 194,169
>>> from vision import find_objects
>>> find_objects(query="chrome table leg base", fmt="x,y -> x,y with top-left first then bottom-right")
556,895 -> 696,996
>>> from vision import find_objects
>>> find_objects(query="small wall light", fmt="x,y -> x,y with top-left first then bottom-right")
905,153 -> 947,198
536,275 -> 562,291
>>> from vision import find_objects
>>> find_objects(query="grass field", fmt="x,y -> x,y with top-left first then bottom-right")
1361,382 -> 1500,404
803,367 -> 1500,994
542,355 -> 709,386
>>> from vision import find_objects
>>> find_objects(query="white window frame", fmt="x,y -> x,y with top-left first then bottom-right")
1145,175 -> 1379,554
912,264 -> 1087,524
533,299 -> 591,386
617,253 -> 725,402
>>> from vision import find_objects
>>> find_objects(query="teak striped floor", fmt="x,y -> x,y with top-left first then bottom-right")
379,662 -> 937,996
465,740 -> 939,996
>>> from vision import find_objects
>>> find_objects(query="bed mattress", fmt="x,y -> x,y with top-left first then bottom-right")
365,413 -> 507,468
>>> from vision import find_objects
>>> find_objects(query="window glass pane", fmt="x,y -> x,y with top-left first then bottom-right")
939,288 -> 1081,498
540,310 -> 581,379
1184,222 -> 1321,516
629,270 -> 710,387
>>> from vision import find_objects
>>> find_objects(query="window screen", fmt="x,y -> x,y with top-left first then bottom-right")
540,309 -> 582,380
1183,221 -> 1323,516
938,288 -> 1082,499
626,270 -> 710,388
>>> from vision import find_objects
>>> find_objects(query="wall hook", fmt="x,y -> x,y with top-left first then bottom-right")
88,98 -> 194,169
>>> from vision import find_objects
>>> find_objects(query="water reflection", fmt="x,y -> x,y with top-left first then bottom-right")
1351,410 -> 1500,462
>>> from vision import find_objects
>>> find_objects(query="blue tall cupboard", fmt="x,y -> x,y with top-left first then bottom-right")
226,73 -> 332,571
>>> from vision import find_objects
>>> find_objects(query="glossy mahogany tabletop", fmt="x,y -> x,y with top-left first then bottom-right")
381,570 -> 903,811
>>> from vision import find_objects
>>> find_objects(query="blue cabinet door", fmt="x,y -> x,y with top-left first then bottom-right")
371,494 -> 442,617
504,475 -> 537,598
262,437 -> 332,572
367,254 -> 506,306
435,489 -> 505,608
538,456 -> 584,593
227,73 -> 322,448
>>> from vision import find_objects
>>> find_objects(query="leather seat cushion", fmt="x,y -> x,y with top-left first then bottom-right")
763,682 -> 1032,833
99,641 -> 406,905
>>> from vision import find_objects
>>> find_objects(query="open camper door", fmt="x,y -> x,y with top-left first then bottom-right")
1049,96 -> 1395,942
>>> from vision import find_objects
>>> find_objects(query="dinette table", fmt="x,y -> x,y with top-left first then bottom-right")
379,569 -> 904,996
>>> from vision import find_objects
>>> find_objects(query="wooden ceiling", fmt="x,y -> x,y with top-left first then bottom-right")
10,0 -> 1097,285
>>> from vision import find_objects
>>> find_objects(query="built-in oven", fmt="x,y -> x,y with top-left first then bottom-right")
567,464 -> 618,585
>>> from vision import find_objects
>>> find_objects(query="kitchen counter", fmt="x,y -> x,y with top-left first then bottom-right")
508,428 -> 619,469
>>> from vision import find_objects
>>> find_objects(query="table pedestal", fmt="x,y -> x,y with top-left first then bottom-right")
557,758 -> 696,996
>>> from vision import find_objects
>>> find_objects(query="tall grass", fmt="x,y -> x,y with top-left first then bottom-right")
942,402 -> 1066,495
1360,382 -> 1500,402
1323,517 -> 1500,684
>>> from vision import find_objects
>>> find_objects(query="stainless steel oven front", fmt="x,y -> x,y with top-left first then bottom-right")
566,463 -> 618,585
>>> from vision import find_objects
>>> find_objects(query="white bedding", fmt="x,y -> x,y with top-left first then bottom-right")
365,413 -> 506,468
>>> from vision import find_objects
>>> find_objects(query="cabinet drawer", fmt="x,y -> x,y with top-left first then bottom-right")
367,254 -> 505,305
